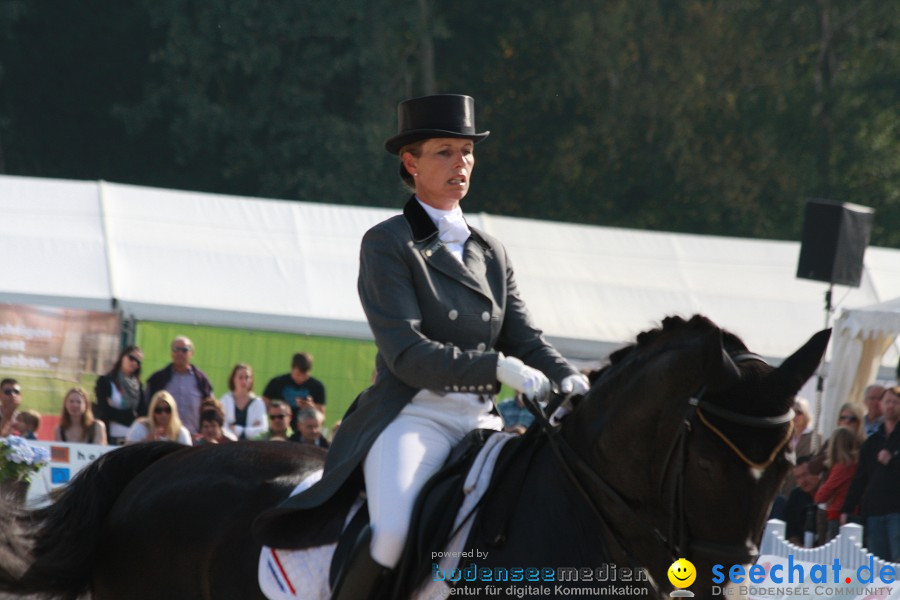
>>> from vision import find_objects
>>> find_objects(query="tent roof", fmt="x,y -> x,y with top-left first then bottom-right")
836,296 -> 900,339
0,176 -> 111,311
2,174 -> 898,362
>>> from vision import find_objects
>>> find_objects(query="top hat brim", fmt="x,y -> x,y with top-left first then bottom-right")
385,129 -> 490,155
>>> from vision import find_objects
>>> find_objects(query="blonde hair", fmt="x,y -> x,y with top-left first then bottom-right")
826,427 -> 859,468
836,402 -> 865,444
793,397 -> 812,421
141,391 -> 185,442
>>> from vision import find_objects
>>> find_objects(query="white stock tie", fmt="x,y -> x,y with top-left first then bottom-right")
437,212 -> 471,245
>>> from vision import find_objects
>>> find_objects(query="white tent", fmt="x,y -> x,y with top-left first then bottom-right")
822,297 -> 900,436
0,176 -> 112,311
2,173 -> 899,369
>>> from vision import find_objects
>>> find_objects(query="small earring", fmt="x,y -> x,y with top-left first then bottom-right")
413,173 -> 418,177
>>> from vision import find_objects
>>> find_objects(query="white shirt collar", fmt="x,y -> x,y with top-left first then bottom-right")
415,197 -> 464,228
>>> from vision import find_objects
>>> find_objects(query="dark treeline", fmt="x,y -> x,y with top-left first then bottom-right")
1,0 -> 898,246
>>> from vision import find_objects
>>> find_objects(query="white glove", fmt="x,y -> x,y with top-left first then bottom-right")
559,373 -> 590,396
550,374 -> 590,425
496,355 -> 551,401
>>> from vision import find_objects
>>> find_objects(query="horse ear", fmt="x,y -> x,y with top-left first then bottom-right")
771,329 -> 832,396
703,328 -> 741,394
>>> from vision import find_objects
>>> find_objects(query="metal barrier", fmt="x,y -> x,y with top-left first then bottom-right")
760,518 -> 900,571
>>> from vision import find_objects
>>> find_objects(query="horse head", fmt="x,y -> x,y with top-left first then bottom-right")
562,315 -> 829,598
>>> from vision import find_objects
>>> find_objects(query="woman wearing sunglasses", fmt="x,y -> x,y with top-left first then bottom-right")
125,391 -> 192,445
94,345 -> 145,445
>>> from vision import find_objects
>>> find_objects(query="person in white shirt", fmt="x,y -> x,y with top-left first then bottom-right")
219,363 -> 267,440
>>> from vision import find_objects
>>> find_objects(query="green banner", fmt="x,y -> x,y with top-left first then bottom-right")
135,321 -> 377,428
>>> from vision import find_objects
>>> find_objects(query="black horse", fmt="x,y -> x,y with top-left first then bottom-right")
0,315 -> 829,599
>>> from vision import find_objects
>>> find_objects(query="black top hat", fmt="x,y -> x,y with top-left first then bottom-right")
384,94 -> 490,154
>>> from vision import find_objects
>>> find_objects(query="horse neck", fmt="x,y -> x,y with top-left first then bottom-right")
562,350 -> 703,484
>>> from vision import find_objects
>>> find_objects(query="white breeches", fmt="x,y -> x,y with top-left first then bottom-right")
363,389 -> 503,568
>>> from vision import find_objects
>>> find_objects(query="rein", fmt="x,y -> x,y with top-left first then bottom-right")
521,351 -> 793,583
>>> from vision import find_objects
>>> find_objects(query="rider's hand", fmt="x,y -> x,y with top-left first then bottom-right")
496,355 -> 550,401
559,373 -> 590,396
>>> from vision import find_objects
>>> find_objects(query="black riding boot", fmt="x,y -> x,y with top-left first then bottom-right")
330,526 -> 392,600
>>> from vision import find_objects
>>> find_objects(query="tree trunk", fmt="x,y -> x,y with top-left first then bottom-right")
814,0 -> 835,197
418,0 -> 436,95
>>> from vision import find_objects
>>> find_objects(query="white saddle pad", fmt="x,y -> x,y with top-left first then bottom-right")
258,433 -> 515,600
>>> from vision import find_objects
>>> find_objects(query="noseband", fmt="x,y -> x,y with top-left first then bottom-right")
524,350 -> 794,586
694,352 -> 795,471
696,395 -> 795,471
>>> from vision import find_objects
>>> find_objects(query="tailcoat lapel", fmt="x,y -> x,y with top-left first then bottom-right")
403,197 -> 495,300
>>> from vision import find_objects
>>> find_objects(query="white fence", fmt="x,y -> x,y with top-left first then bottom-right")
761,518 -> 899,572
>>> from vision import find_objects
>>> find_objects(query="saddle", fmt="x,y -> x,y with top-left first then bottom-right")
258,426 -> 544,600
329,427 -> 522,597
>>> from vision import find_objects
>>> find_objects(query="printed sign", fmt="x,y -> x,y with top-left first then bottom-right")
0,303 -> 120,376
26,440 -> 115,506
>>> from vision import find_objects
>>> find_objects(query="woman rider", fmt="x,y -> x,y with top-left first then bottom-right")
254,94 -> 589,598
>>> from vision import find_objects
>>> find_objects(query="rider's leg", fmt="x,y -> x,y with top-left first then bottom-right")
366,390 -> 501,568
331,399 -> 456,599
330,391 -> 501,599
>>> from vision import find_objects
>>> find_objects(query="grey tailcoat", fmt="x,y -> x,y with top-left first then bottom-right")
253,197 -> 578,548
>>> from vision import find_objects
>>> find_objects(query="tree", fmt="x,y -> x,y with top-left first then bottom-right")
0,1 -> 897,245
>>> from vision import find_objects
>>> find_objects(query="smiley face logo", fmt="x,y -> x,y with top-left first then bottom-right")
667,558 -> 696,588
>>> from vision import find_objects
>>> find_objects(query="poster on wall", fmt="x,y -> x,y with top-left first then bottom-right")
0,304 -> 121,377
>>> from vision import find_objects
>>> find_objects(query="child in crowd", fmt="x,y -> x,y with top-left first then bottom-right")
14,409 -> 41,440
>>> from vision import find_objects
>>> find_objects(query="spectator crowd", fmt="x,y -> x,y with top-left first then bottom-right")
0,336 -> 332,450
772,383 -> 900,564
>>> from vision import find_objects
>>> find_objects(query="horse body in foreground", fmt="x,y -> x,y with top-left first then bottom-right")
0,315 -> 829,599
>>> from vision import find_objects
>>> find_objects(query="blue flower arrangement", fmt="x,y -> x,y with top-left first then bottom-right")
0,435 -> 50,483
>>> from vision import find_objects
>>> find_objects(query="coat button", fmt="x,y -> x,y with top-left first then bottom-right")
476,342 -> 486,351
481,311 -> 490,322
448,310 -> 458,320
425,249 -> 433,257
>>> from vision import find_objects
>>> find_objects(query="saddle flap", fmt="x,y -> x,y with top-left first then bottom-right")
391,428 -> 497,597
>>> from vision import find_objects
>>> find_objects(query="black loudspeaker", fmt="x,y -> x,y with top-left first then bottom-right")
796,199 -> 874,287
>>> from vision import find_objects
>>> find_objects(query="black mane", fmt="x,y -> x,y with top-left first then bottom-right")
588,314 -> 747,385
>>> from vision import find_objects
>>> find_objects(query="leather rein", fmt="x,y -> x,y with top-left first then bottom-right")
523,351 -> 794,582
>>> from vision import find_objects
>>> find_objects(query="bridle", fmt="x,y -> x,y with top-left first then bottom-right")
523,350 -> 795,586
695,353 -> 795,472
656,351 -> 794,566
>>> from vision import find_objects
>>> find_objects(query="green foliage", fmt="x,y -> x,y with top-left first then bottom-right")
0,0 -> 897,245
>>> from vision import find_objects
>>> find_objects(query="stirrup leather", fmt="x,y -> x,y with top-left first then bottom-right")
330,526 -> 391,600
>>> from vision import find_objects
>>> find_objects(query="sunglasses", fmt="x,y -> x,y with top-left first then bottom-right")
268,414 -> 288,420
172,346 -> 192,353
2,388 -> 21,396
154,405 -> 172,414
839,415 -> 858,423
126,354 -> 142,366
